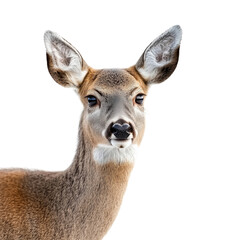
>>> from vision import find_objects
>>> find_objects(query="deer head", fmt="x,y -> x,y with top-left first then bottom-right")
44,26 -> 182,164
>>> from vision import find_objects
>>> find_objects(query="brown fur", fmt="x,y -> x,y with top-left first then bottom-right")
0,68 -> 140,239
0,122 -> 133,239
0,27 -> 181,239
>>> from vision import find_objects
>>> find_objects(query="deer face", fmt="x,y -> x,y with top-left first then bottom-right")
79,68 -> 147,149
44,26 -> 182,160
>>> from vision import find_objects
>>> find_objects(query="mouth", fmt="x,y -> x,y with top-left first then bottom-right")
110,138 -> 133,148
110,139 -> 133,148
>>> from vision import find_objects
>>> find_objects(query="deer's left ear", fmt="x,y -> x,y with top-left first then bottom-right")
44,31 -> 89,88
135,25 -> 182,84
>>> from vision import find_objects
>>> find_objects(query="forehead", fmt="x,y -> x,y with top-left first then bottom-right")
80,68 -> 147,96
96,69 -> 136,88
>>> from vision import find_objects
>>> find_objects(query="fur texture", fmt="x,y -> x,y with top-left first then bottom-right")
0,26 -> 182,239
0,123 -> 133,240
93,144 -> 137,164
136,25 -> 182,83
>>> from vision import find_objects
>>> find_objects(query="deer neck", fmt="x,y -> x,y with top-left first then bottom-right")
61,116 -> 134,239
66,115 -> 135,182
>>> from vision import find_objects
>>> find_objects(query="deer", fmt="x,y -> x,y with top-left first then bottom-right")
0,25 -> 182,240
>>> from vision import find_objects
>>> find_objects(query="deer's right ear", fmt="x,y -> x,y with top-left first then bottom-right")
135,25 -> 182,85
44,31 -> 89,88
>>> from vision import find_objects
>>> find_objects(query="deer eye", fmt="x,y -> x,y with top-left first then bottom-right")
135,94 -> 144,105
86,95 -> 98,107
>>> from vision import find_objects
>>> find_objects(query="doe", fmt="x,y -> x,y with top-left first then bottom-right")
0,25 -> 182,240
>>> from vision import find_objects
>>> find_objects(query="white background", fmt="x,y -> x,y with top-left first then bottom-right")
0,0 -> 239,239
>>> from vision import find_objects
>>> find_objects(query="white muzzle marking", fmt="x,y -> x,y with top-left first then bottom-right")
93,144 -> 137,164
110,133 -> 133,148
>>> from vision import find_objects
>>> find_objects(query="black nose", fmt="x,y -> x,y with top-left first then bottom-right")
110,120 -> 133,140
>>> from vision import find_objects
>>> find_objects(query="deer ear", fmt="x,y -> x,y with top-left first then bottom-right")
44,31 -> 89,88
135,25 -> 182,84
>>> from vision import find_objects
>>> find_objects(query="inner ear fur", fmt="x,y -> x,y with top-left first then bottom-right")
44,31 -> 89,88
46,53 -> 73,87
135,25 -> 182,84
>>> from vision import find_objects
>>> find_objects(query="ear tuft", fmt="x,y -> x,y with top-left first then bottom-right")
136,25 -> 182,84
44,30 -> 88,88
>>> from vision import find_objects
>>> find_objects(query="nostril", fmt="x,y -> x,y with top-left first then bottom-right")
111,123 -> 132,133
122,123 -> 132,132
111,123 -> 131,133
111,123 -> 132,140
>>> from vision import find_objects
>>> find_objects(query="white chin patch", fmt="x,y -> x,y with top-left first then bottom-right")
110,139 -> 132,148
93,144 -> 137,164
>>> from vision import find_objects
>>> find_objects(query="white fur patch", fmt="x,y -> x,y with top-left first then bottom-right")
93,144 -> 137,164
138,67 -> 155,81
137,25 -> 182,81
110,139 -> 132,148
44,30 -> 87,86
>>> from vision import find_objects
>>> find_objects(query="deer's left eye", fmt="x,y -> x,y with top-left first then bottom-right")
87,95 -> 98,107
135,94 -> 145,105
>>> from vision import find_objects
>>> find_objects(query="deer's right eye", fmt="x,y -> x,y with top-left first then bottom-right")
135,94 -> 145,105
86,95 -> 98,107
